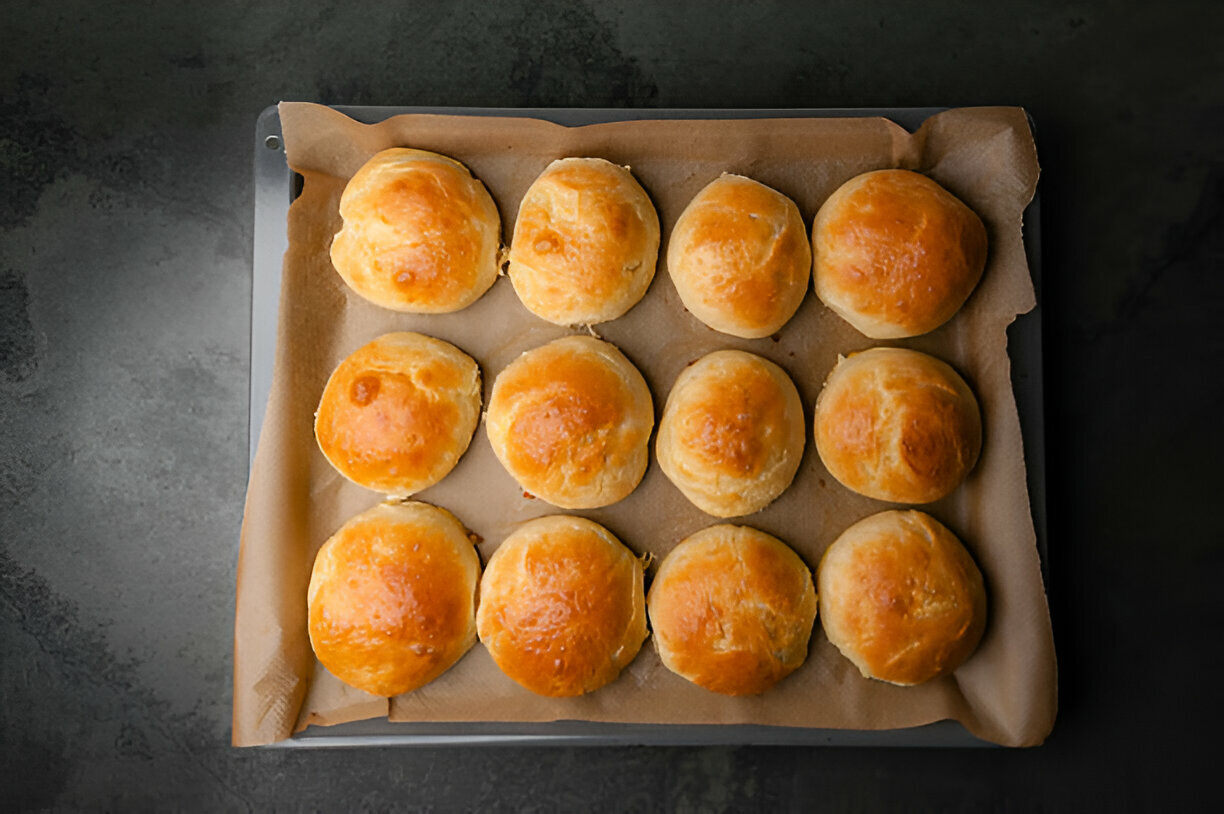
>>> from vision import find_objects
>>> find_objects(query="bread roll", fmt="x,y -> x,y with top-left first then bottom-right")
818,510 -> 986,685
667,174 -> 810,338
812,169 -> 988,338
485,335 -> 653,509
656,350 -> 805,517
813,347 -> 981,504
330,148 -> 501,313
647,525 -> 817,695
508,157 -> 659,325
315,332 -> 481,497
307,501 -> 481,696
477,515 -> 647,697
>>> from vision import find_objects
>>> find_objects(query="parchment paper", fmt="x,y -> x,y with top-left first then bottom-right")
233,103 -> 1056,747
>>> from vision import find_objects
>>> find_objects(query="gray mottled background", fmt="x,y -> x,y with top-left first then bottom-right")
3,1 -> 1222,810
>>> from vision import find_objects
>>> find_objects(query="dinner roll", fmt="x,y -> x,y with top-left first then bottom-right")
330,148 -> 501,313
477,515 -> 647,697
307,501 -> 481,696
667,174 -> 811,338
813,347 -> 981,504
508,157 -> 660,325
812,169 -> 988,338
648,525 -> 817,696
656,350 -> 805,517
315,332 -> 481,497
818,510 -> 987,685
485,335 -> 653,509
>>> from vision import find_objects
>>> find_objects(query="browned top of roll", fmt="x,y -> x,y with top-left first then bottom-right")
817,509 -> 987,686
656,350 -> 805,517
812,169 -> 987,338
667,174 -> 811,339
307,501 -> 481,697
330,148 -> 502,313
476,515 -> 647,697
508,157 -> 659,325
485,335 -> 653,509
647,524 -> 817,696
813,347 -> 981,504
314,332 -> 481,497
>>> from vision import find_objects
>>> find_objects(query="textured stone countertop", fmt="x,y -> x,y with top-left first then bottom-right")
3,1 -> 1221,810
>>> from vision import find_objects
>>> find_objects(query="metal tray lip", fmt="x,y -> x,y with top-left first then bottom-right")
326,105 -> 951,131
249,104 -> 1042,748
278,718 -> 986,749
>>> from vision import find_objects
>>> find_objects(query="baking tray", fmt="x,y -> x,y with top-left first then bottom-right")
249,106 -> 1046,747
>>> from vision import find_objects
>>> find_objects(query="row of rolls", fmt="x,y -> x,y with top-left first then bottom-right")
311,504 -> 984,699
332,150 -> 987,340
307,144 -> 993,700
317,333 -> 981,513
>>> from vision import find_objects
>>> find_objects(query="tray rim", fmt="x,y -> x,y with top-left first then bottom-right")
248,104 -> 1045,748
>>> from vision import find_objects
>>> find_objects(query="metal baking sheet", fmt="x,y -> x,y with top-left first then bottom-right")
249,105 -> 1045,747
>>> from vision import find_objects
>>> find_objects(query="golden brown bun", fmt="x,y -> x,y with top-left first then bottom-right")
656,350 -> 805,517
647,525 -> 817,695
813,347 -> 981,504
812,169 -> 988,338
667,174 -> 811,339
476,515 -> 647,697
315,332 -> 481,497
485,336 -> 653,509
307,501 -> 481,696
817,510 -> 986,685
330,148 -> 501,313
508,157 -> 660,325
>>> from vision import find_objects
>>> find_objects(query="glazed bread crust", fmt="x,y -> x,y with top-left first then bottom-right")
656,350 -> 805,517
485,335 -> 653,509
813,347 -> 981,504
314,332 -> 481,497
476,515 -> 647,697
307,501 -> 481,696
508,157 -> 659,325
812,169 -> 987,338
817,509 -> 987,686
330,148 -> 502,313
668,174 -> 810,339
647,524 -> 817,696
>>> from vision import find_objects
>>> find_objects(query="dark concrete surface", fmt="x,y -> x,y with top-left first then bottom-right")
2,0 -> 1221,810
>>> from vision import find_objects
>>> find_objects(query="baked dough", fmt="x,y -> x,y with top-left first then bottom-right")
315,332 -> 481,497
667,174 -> 810,338
307,501 -> 481,696
813,347 -> 981,504
817,509 -> 987,685
656,350 -> 805,517
485,335 -> 653,508
812,169 -> 988,338
508,157 -> 659,325
647,524 -> 817,695
330,148 -> 502,313
477,515 -> 647,697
